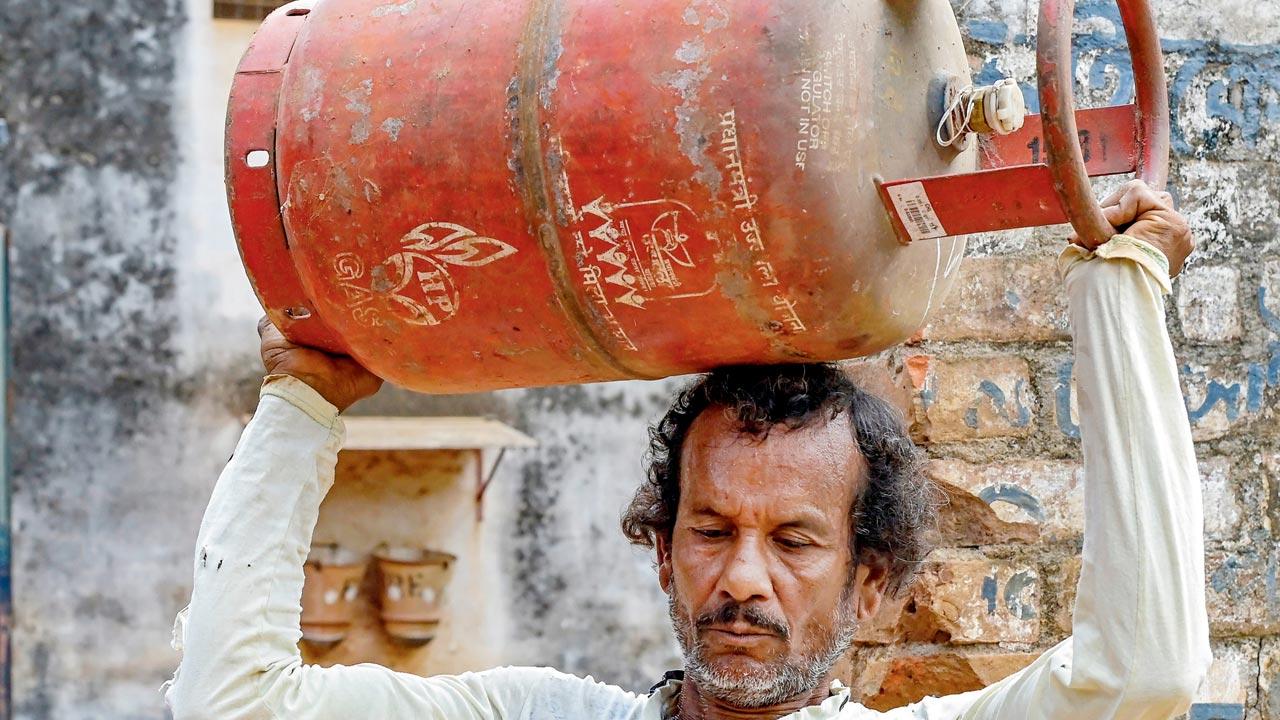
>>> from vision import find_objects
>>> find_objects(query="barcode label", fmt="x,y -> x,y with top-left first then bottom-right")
888,182 -> 947,241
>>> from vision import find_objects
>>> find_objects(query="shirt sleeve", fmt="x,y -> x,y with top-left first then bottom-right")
163,375 -> 553,720
889,237 -> 1213,720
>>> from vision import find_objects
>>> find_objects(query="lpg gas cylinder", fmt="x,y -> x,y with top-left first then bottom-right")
228,0 -> 975,393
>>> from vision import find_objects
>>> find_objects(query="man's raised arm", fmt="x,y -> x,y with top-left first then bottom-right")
898,181 -> 1213,720
163,320 -> 563,720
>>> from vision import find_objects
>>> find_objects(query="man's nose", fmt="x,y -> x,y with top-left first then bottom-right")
716,534 -> 773,603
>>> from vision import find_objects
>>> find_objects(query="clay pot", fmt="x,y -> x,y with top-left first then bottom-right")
373,546 -> 457,646
300,544 -> 367,648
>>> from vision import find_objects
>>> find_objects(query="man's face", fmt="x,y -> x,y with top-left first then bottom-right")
657,408 -> 887,708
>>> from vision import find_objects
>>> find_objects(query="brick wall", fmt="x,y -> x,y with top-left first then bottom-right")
842,3 -> 1280,717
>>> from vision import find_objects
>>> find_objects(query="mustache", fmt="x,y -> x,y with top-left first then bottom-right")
695,601 -> 790,640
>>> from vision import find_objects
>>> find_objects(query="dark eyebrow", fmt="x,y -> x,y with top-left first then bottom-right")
775,518 -> 827,532
685,505 -> 835,534
686,504 -> 728,520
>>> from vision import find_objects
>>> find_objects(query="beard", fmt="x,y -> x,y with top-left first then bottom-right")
668,580 -> 858,709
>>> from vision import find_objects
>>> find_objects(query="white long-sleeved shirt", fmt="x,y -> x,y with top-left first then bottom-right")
165,236 -> 1212,719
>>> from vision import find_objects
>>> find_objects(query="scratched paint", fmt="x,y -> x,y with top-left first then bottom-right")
1175,279 -> 1280,435
1190,703 -> 1247,720
379,117 -> 405,142
964,378 -> 1033,430
1052,344 -> 1280,439
371,0 -> 417,17
341,78 -> 374,145
978,569 -> 1039,622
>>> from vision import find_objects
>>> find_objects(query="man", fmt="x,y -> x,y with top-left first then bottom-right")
166,179 -> 1211,719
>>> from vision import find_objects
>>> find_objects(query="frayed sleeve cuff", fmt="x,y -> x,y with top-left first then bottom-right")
1058,234 -> 1173,296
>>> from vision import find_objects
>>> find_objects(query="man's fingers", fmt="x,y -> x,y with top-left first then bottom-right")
1099,185 -> 1128,208
1104,182 -> 1172,229
258,314 -> 302,350
1100,179 -> 1147,208
1103,185 -> 1140,228
1099,179 -> 1174,210
1079,179 -> 1193,278
1101,203 -> 1129,228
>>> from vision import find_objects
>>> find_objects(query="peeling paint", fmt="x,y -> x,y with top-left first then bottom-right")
342,79 -> 374,145
674,38 -> 707,64
380,116 -> 405,142
298,65 -> 325,123
965,0 -> 1280,160
654,0 -> 734,193
539,36 -> 564,111
679,0 -> 730,33
371,0 -> 418,18
658,66 -> 720,193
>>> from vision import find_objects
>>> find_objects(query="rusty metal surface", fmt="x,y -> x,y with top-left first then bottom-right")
229,0 -> 973,392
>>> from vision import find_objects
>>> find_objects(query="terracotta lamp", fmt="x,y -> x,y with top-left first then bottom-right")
300,544 -> 367,648
374,546 -> 457,646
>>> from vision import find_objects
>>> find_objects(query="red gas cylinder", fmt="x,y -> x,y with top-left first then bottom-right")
228,0 -> 1166,393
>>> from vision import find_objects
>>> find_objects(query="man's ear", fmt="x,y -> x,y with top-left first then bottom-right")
852,552 -> 891,621
656,533 -> 673,596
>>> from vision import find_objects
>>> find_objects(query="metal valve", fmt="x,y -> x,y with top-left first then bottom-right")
936,77 -> 1029,149
971,79 -> 1027,135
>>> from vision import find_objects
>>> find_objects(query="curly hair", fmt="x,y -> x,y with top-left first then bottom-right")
621,363 -> 937,597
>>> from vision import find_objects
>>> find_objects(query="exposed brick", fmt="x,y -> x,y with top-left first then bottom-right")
1051,357 -> 1081,440
1261,637 -> 1280,720
1206,550 -> 1280,635
852,651 -> 1038,712
923,256 -> 1069,342
906,355 -> 1037,442
928,459 -> 1082,544
1182,360 -> 1254,442
1263,260 -> 1280,340
1053,557 -> 1082,634
932,477 -> 1040,548
1177,265 -> 1243,343
1265,453 -> 1280,540
1190,639 -> 1260,709
857,558 -> 1040,645
1200,457 -> 1244,541
841,354 -> 913,419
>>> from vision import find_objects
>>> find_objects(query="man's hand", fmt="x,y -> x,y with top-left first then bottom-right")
1069,179 -> 1196,277
258,316 -> 383,412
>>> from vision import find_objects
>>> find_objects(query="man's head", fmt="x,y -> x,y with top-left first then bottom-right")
622,363 -> 936,708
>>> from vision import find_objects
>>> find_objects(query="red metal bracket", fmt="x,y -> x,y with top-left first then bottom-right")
878,0 -> 1169,245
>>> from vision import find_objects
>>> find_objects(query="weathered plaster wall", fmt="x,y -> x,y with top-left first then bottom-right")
2,2 -> 194,717
0,0 -> 1276,718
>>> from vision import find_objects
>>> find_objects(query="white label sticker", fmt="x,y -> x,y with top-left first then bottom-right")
887,182 -> 948,241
